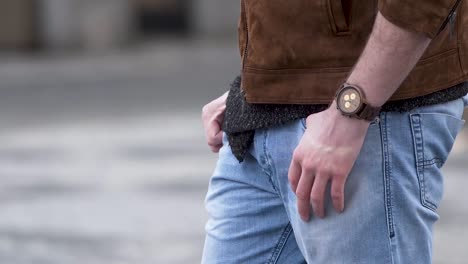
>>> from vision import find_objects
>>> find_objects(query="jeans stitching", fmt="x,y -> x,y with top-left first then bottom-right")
410,114 -> 438,211
410,115 -> 426,202
381,112 -> 395,239
267,222 -> 293,264
421,158 -> 444,168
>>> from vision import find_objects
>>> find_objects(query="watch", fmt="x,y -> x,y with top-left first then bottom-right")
334,83 -> 381,122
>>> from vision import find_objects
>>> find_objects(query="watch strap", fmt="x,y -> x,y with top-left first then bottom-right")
357,103 -> 381,122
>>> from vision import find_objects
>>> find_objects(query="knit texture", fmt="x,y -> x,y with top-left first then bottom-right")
222,75 -> 468,162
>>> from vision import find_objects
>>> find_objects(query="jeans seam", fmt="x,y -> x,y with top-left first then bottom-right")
381,112 -> 395,239
267,222 -> 293,264
380,112 -> 396,264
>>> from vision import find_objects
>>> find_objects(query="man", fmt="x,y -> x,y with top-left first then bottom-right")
201,0 -> 468,263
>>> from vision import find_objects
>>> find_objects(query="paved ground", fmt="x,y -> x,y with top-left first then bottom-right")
0,39 -> 466,264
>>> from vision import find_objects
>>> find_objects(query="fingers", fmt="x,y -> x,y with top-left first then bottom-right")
295,168 -> 314,221
206,119 -> 223,152
310,175 -> 329,218
288,158 -> 301,193
209,144 -> 223,153
331,176 -> 346,213
209,131 -> 224,153
289,149 -> 314,221
201,98 -> 226,153
214,130 -> 223,145
289,149 -> 347,220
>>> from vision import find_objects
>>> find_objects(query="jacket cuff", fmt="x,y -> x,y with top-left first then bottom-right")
378,0 -> 459,39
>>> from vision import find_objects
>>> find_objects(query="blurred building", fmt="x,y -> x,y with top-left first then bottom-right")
0,0 -> 238,52
0,1 -> 37,50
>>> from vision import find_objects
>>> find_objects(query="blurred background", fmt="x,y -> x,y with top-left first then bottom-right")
0,1 -> 466,263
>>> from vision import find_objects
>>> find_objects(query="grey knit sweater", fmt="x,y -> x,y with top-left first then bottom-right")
222,75 -> 468,162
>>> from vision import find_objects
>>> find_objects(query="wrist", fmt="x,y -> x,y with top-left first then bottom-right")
332,83 -> 381,122
344,78 -> 385,107
325,101 -> 372,126
306,100 -> 370,127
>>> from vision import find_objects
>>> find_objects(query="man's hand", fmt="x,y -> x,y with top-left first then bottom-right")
288,102 -> 370,221
201,92 -> 228,153
287,12 -> 432,222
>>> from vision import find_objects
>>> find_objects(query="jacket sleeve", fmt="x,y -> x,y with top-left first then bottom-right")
378,0 -> 461,38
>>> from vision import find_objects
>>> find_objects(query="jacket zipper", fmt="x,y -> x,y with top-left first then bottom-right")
449,10 -> 457,40
437,0 -> 462,37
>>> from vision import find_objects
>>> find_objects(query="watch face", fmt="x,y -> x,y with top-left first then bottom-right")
337,86 -> 362,114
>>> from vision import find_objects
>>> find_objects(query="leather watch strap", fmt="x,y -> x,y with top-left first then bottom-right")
357,103 -> 381,122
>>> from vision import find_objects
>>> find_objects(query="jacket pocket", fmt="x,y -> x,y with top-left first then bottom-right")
410,106 -> 465,211
326,0 -> 352,35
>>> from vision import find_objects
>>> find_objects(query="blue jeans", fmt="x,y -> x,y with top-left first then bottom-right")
202,95 -> 467,264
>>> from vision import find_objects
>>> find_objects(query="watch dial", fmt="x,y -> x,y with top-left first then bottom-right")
338,87 -> 361,114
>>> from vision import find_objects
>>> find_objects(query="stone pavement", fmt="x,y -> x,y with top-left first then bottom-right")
0,39 -> 466,264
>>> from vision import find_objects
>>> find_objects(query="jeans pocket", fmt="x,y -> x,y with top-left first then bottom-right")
410,111 -> 465,211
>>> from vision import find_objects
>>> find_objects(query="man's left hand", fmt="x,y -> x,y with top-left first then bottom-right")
288,102 -> 371,221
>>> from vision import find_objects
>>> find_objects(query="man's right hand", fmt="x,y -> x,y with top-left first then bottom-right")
201,91 -> 228,153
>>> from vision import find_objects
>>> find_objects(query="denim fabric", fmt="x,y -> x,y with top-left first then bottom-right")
202,96 -> 467,264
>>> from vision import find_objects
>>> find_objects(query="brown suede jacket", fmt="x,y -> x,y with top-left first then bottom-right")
238,0 -> 468,104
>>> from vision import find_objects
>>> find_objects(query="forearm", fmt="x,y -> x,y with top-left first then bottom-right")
346,11 -> 432,107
